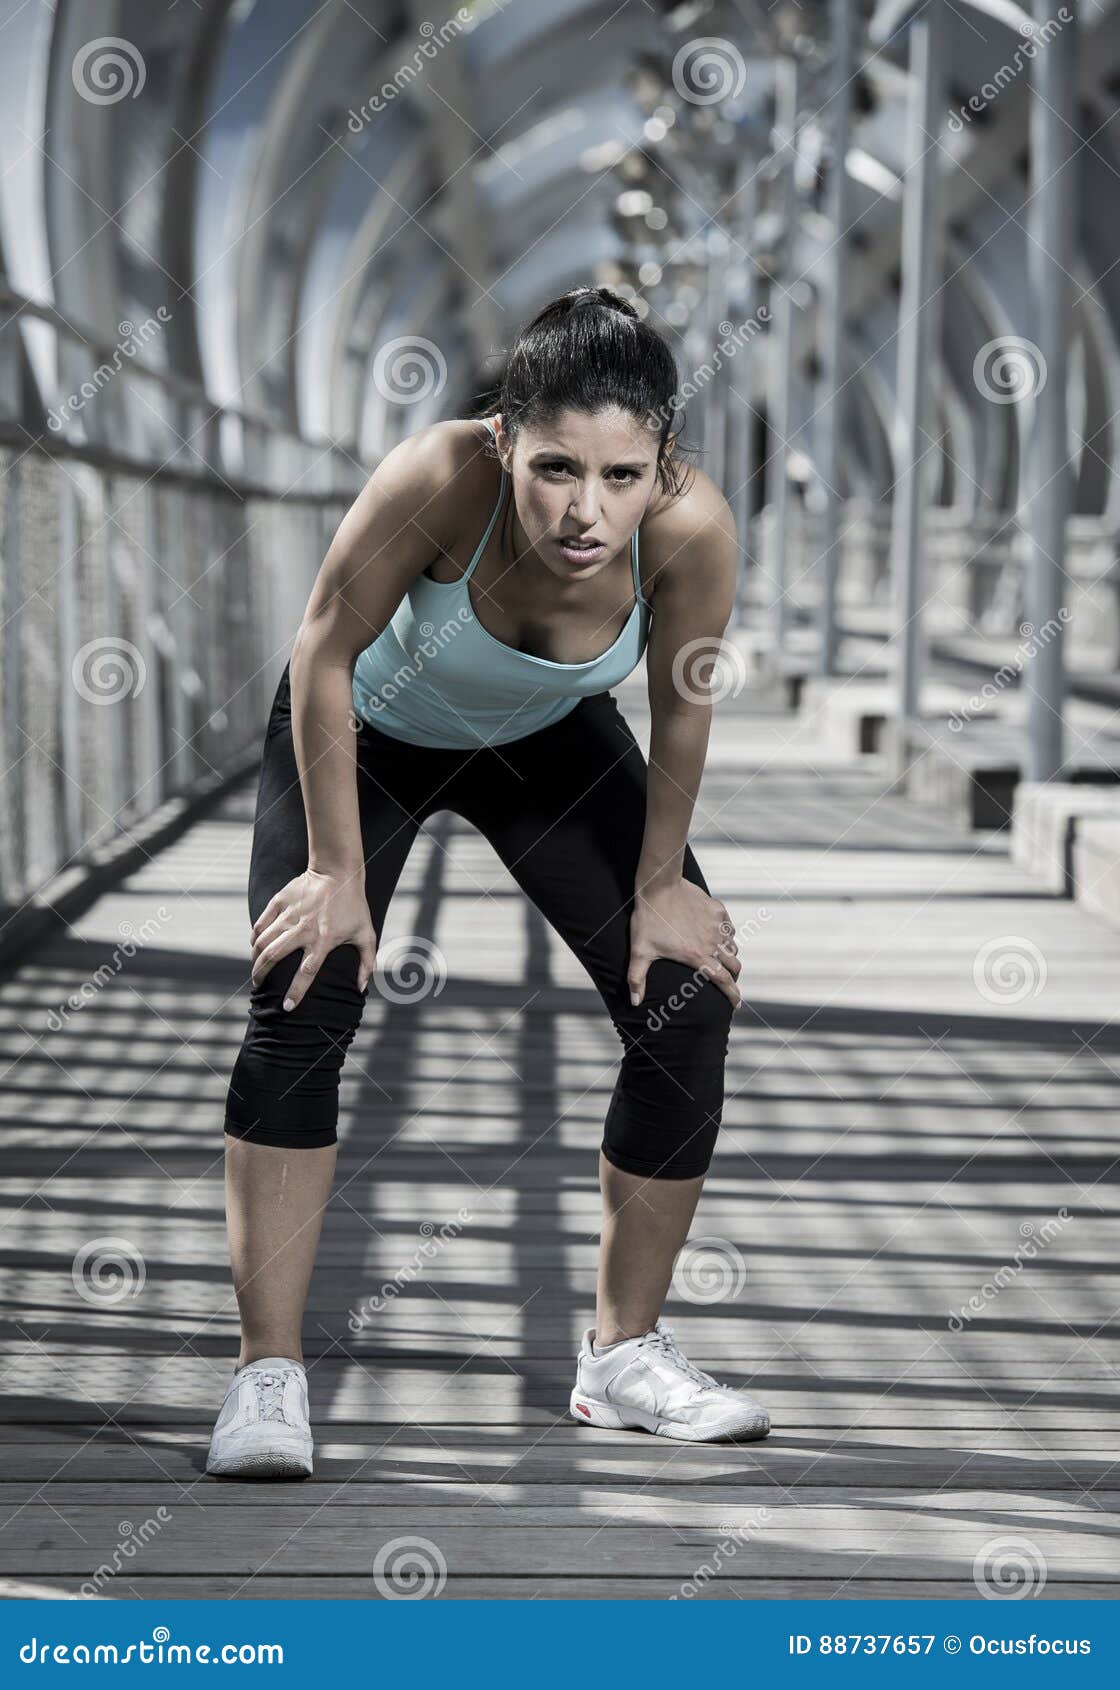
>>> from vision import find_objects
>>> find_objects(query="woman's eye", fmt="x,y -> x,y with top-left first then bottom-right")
539,463 -> 638,482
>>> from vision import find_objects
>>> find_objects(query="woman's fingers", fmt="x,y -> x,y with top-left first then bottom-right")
250,914 -> 291,978
251,900 -> 291,957
251,895 -> 283,940
251,926 -> 303,987
282,945 -> 325,1012
700,957 -> 741,1009
703,934 -> 741,975
251,928 -> 371,1007
357,934 -> 378,993
248,867 -> 377,1007
714,908 -> 741,985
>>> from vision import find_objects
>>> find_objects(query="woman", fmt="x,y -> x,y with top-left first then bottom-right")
206,287 -> 770,1478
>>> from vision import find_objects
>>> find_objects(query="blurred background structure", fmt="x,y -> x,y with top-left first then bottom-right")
2,0 -> 1120,937
2,0 -> 1120,1602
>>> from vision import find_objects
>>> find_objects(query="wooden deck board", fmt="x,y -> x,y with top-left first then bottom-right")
3,1576 -> 1117,1601
2,677 -> 1118,1598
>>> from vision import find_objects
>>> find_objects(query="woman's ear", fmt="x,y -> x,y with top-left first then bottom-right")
493,415 -> 512,471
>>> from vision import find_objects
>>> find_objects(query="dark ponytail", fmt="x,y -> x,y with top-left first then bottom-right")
477,285 -> 694,498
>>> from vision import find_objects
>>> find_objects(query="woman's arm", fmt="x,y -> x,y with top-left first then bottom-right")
627,475 -> 742,1009
289,427 -> 458,874
249,423 -> 476,1009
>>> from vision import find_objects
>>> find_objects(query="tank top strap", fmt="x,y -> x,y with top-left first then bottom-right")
631,526 -> 648,608
464,429 -> 508,584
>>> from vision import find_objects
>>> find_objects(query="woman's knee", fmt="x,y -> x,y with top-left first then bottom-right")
636,960 -> 734,1049
600,1070 -> 724,1179
603,968 -> 734,1178
223,943 -> 367,1150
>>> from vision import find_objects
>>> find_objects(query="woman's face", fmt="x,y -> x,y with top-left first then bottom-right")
495,405 -> 660,580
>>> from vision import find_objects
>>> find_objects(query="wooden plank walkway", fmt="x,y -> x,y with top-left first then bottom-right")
1,672 -> 1119,1600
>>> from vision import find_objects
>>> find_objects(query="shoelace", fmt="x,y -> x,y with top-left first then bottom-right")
640,1322 -> 733,1392
251,1370 -> 292,1423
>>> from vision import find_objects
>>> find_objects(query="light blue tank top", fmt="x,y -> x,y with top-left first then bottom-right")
352,441 -> 652,750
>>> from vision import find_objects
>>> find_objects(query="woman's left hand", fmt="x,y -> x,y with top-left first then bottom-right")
627,880 -> 741,1011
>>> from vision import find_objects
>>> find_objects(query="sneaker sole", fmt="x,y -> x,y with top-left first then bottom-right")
569,1385 -> 769,1443
206,1432 -> 314,1479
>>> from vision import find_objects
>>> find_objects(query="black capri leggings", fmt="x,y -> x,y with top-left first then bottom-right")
223,663 -> 734,1179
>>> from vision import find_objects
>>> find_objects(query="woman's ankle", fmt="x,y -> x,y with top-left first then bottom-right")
236,1345 -> 304,1371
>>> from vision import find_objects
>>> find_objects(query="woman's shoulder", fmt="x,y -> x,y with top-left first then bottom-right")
379,416 -> 499,490
372,417 -> 501,553
638,463 -> 737,600
641,461 -> 731,537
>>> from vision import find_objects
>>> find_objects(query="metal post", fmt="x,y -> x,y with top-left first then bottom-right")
727,152 -> 758,629
1022,0 -> 1076,781
704,224 -> 729,492
888,6 -> 945,777
817,0 -> 853,677
406,0 -> 501,372
764,54 -> 801,655
57,478 -> 83,864
1,460 -> 25,902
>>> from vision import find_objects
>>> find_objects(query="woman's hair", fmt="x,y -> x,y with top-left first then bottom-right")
476,285 -> 695,498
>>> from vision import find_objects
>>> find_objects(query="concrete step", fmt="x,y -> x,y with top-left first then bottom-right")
905,716 -> 1120,831
1073,816 -> 1120,928
1011,781 -> 1120,895
800,675 -> 991,758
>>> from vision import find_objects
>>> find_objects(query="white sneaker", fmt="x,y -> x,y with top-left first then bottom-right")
206,1356 -> 314,1478
569,1318 -> 770,1443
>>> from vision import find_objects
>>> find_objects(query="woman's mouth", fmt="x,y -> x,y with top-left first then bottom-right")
557,536 -> 607,564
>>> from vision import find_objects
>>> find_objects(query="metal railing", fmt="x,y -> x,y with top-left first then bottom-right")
0,289 -> 368,927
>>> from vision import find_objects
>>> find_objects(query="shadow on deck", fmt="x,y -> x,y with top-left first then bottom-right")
1,679 -> 1118,1599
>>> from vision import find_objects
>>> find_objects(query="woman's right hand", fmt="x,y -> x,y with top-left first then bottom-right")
250,867 -> 377,1010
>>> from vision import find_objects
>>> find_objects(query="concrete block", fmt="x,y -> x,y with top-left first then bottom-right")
1073,817 -> 1120,928
1011,782 -> 1120,895
801,677 -> 993,759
